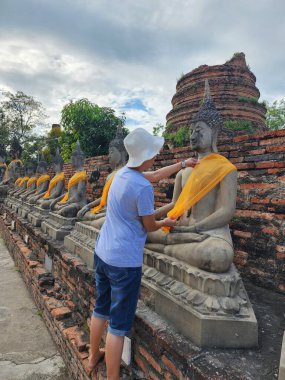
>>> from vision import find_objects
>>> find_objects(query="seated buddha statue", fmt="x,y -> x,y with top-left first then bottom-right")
0,139 -> 23,196
22,159 -> 50,203
146,81 -> 237,273
77,125 -> 127,228
10,165 -> 30,196
36,149 -> 65,209
0,145 -> 8,183
15,163 -> 37,197
50,141 -> 87,217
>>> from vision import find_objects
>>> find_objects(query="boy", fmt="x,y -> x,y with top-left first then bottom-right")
88,128 -> 197,379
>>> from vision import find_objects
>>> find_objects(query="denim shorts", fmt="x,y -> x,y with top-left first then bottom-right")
93,253 -> 142,337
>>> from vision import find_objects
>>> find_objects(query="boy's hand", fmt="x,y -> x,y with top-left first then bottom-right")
185,158 -> 199,167
162,217 -> 177,227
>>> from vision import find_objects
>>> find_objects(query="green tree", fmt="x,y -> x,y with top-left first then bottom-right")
0,91 -> 47,145
59,99 -> 127,161
152,123 -> 165,136
265,99 -> 285,130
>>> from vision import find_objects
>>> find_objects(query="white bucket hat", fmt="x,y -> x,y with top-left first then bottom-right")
124,128 -> 164,167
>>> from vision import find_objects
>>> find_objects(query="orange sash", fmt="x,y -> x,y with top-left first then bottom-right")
59,171 -> 87,204
43,172 -> 64,199
37,174 -> 50,187
91,173 -> 116,214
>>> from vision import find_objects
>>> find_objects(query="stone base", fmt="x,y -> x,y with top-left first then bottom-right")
141,248 -> 258,348
279,332 -> 285,380
64,222 -> 98,268
18,201 -> 34,219
28,205 -> 50,227
41,212 -> 77,241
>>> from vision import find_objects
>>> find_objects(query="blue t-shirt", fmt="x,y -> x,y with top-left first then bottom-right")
95,166 -> 154,267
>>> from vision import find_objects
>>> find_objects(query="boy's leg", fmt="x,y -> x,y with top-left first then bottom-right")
88,316 -> 106,368
105,332 -> 124,380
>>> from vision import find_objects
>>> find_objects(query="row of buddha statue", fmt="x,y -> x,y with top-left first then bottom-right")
1,82 -> 258,347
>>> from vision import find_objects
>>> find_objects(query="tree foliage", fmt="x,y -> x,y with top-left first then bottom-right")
265,99 -> 285,130
0,91 -> 47,163
0,91 -> 47,144
59,99 -> 127,161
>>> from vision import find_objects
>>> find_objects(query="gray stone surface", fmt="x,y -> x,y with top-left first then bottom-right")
41,212 -> 77,241
28,205 -> 50,227
0,236 -> 66,380
279,332 -> 285,380
142,253 -> 258,348
64,221 -> 98,268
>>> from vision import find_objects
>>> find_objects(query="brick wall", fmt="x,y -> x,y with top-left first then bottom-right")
58,130 -> 285,294
0,210 -> 245,380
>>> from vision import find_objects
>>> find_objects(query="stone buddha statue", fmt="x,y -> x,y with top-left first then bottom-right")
36,149 -> 65,209
0,139 -> 23,196
22,159 -> 50,203
50,141 -> 87,218
77,125 -> 127,227
15,163 -> 37,197
0,145 -> 8,183
146,81 -> 237,273
10,165 -> 30,196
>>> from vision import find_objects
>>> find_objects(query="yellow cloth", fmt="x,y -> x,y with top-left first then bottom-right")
18,176 -> 29,187
59,171 -> 87,204
15,177 -> 22,186
37,174 -> 50,188
91,173 -> 116,214
162,153 -> 237,233
27,176 -> 37,188
43,172 -> 64,199
9,159 -> 23,166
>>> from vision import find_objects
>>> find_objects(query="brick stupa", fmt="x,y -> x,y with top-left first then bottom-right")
166,52 -> 266,133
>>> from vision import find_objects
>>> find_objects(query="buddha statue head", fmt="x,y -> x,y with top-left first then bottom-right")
25,162 -> 36,177
190,80 -> 223,154
108,125 -> 127,169
71,141 -> 85,170
36,156 -> 48,175
53,148 -> 64,173
10,138 -> 23,160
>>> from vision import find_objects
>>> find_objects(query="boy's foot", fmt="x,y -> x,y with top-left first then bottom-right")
88,348 -> 105,370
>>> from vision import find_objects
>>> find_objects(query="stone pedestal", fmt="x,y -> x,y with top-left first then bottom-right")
64,222 -> 98,268
18,201 -> 34,219
279,332 -> 285,380
41,212 -> 77,241
28,205 -> 50,227
141,248 -> 258,348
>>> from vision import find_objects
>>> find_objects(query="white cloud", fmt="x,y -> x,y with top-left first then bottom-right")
0,0 -> 284,136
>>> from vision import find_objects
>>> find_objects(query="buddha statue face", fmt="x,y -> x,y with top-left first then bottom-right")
190,121 -> 214,153
37,162 -> 47,175
71,153 -> 84,170
108,146 -> 123,167
26,165 -> 35,177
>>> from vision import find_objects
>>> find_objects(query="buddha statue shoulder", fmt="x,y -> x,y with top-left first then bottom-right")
50,141 -> 87,217
37,149 -> 65,209
16,163 -> 37,198
146,80 -> 237,273
77,125 -> 127,229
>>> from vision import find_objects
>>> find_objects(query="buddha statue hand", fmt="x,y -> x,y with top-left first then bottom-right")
77,204 -> 90,219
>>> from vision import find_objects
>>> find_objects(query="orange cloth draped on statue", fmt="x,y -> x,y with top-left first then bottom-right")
14,177 -> 22,186
91,173 -> 116,214
36,174 -> 50,188
162,153 -> 237,233
59,171 -> 87,204
27,177 -> 37,188
43,172 -> 64,199
18,176 -> 29,187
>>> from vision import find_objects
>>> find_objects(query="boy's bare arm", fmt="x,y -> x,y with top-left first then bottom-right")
142,214 -> 176,232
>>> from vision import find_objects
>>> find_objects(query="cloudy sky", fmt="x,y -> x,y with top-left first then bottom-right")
0,0 -> 284,134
